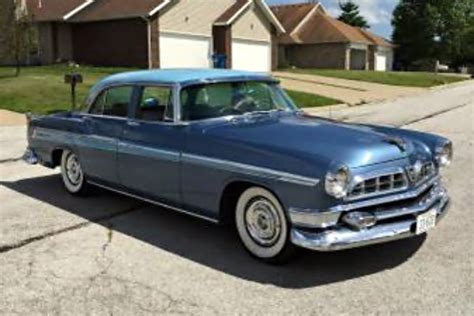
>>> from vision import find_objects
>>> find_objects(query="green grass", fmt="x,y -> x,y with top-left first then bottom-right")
284,69 -> 468,88
0,65 -> 341,114
286,89 -> 341,108
0,65 -> 134,114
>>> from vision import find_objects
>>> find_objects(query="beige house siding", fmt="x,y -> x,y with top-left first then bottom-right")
160,0 -> 234,37
232,4 -> 271,42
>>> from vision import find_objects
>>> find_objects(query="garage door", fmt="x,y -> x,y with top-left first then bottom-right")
376,54 -> 387,71
160,33 -> 212,68
232,39 -> 271,72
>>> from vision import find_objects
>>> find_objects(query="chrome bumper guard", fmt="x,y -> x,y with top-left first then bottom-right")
290,180 -> 450,251
23,148 -> 39,165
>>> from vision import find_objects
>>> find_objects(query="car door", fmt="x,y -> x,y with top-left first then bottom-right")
79,85 -> 133,184
117,85 -> 182,205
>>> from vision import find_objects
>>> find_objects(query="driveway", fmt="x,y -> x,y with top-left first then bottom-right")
1,82 -> 473,314
275,71 -> 427,105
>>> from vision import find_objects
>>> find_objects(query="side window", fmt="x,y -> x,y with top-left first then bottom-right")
137,86 -> 173,122
89,86 -> 133,117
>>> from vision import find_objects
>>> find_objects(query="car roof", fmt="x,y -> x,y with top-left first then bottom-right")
98,69 -> 276,86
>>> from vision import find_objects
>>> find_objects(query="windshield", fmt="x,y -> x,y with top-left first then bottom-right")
180,81 -> 297,121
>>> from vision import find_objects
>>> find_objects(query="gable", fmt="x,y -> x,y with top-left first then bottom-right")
232,4 -> 271,42
160,0 -> 235,36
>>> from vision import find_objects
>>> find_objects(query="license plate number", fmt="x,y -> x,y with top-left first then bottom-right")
416,209 -> 437,235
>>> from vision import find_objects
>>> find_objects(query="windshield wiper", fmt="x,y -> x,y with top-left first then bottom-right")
243,109 -> 283,116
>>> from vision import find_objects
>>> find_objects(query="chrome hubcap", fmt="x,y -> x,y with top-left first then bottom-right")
245,198 -> 281,247
66,154 -> 82,185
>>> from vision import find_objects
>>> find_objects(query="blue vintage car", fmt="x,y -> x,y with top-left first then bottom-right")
24,69 -> 452,262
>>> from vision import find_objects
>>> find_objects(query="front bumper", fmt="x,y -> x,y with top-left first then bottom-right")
290,179 -> 450,251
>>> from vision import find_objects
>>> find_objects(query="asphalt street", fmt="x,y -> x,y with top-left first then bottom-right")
0,81 -> 473,315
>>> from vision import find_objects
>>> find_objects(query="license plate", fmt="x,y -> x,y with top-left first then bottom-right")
416,209 -> 437,235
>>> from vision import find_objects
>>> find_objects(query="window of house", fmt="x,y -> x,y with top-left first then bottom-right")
89,86 -> 133,117
137,86 -> 173,122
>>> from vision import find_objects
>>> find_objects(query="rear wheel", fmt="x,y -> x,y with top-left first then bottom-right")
60,150 -> 89,195
235,187 -> 295,263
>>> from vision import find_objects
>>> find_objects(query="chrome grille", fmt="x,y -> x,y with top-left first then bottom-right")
349,171 -> 408,199
419,162 -> 436,183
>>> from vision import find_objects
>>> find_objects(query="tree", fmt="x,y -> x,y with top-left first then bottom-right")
0,0 -> 36,76
392,0 -> 474,69
338,1 -> 370,29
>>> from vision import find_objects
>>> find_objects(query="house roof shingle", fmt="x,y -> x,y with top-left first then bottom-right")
271,2 -> 392,47
214,0 -> 285,33
298,10 -> 373,44
69,0 -> 166,22
25,0 -> 88,22
358,28 -> 394,47
270,2 -> 316,34
214,0 -> 249,25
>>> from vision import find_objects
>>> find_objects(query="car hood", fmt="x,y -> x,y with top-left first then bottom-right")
200,113 -> 418,168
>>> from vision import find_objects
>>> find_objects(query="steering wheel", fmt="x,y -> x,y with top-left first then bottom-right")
219,107 -> 243,116
234,97 -> 258,112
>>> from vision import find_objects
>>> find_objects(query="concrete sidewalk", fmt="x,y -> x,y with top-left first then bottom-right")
306,79 -> 474,126
275,71 -> 426,105
0,110 -> 26,126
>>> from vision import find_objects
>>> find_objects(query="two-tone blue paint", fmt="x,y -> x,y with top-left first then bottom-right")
26,69 -> 451,224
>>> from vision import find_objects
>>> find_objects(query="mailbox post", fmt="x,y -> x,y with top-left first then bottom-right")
64,70 -> 83,111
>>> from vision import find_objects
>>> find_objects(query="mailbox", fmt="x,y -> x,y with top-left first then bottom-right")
64,73 -> 83,84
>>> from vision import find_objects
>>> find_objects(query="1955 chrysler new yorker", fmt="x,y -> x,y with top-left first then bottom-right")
24,69 -> 452,262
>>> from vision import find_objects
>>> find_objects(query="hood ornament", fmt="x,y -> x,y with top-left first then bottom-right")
385,136 -> 408,152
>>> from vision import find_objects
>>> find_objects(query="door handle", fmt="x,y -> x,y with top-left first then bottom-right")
127,121 -> 141,127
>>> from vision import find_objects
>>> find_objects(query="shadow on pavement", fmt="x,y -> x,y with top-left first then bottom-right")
1,174 -> 426,289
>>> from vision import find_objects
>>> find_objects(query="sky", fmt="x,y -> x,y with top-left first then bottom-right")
267,0 -> 398,39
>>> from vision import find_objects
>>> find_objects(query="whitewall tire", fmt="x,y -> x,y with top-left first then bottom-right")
235,187 -> 294,262
60,150 -> 88,195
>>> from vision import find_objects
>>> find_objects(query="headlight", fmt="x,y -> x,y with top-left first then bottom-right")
325,166 -> 350,198
435,141 -> 453,167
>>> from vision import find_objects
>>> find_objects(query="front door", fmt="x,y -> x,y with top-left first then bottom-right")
79,85 -> 133,184
118,85 -> 182,205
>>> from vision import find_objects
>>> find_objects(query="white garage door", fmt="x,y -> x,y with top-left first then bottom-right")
160,33 -> 212,68
232,39 -> 271,72
376,53 -> 387,71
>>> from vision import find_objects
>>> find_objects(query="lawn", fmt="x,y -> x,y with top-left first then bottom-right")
0,65 -> 341,114
284,68 -> 468,88
285,89 -> 341,108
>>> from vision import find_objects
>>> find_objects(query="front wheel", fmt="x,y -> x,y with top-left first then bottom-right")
60,150 -> 89,195
235,187 -> 295,263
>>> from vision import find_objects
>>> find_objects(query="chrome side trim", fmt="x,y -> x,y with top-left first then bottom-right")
88,181 -> 219,224
118,141 -> 180,162
33,127 -> 76,143
182,153 -> 320,187
291,197 -> 449,251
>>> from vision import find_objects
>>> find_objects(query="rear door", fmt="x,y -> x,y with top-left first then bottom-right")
117,85 -> 182,205
79,86 -> 133,184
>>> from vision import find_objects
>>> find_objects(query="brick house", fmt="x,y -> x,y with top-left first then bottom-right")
24,0 -> 284,71
271,2 -> 394,71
